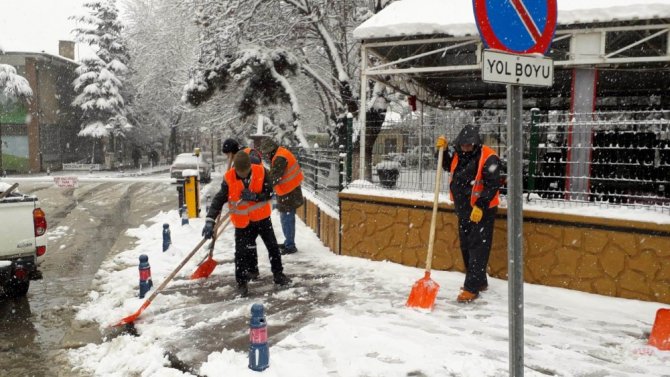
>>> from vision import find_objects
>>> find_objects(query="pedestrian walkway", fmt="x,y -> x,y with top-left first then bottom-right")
69,211 -> 669,377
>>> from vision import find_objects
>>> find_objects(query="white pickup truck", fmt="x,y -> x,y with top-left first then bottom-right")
0,182 -> 47,297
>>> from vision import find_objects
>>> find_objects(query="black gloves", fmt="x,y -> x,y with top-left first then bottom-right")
202,218 -> 215,239
241,189 -> 258,202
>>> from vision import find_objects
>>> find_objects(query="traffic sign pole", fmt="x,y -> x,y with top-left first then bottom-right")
474,1 -> 557,375
507,84 -> 524,377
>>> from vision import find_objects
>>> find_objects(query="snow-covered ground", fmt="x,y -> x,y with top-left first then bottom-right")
67,208 -> 669,376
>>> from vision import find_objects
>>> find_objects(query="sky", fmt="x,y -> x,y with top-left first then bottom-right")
0,0 -> 95,59
10,170 -> 664,376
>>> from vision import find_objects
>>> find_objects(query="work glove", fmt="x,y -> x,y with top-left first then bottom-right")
435,135 -> 448,149
202,218 -> 215,239
470,205 -> 483,223
241,189 -> 258,202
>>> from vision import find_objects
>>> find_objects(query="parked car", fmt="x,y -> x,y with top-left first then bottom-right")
0,182 -> 47,297
170,153 -> 211,183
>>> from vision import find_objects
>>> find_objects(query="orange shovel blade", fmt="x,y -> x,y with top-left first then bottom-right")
648,308 -> 670,350
190,256 -> 217,280
113,301 -> 150,327
406,271 -> 440,310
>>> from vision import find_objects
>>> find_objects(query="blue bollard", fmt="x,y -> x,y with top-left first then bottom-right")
162,223 -> 171,252
248,303 -> 269,371
181,205 -> 189,225
139,254 -> 153,299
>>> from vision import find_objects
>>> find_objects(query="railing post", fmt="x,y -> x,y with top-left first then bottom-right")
346,113 -> 353,183
527,108 -> 541,197
313,150 -> 319,193
339,145 -> 345,191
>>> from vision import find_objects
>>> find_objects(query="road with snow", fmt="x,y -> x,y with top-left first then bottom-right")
0,179 -> 176,376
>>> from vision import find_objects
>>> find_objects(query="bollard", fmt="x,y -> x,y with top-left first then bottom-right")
248,303 -> 269,371
138,254 -> 153,299
181,206 -> 189,225
162,223 -> 171,252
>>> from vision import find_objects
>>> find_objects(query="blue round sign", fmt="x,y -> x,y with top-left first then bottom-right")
473,0 -> 557,55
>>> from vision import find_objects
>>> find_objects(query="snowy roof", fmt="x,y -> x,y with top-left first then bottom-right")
0,50 -> 78,66
354,0 -> 670,40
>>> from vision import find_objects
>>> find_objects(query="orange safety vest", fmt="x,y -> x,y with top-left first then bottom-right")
271,146 -> 303,196
243,147 -> 263,165
449,145 -> 500,208
225,164 -> 271,228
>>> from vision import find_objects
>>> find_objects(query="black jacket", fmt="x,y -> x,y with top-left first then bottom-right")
206,167 -> 274,220
440,145 -> 501,218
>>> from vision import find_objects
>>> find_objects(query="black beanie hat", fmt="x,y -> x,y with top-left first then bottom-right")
222,138 -> 241,154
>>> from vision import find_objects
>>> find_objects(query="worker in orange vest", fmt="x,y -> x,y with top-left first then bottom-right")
259,138 -> 304,255
436,125 -> 501,303
202,151 -> 291,297
220,138 -> 264,279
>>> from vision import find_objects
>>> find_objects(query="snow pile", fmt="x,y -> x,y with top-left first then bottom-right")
354,0 -> 670,40
67,209 -> 669,376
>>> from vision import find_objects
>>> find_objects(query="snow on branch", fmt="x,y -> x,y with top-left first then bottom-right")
0,64 -> 33,100
301,64 -> 341,104
269,63 -> 308,147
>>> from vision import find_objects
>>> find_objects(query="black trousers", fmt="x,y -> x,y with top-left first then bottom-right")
234,218 -> 283,284
458,206 -> 497,293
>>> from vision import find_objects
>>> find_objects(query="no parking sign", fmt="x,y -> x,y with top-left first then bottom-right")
474,0 -> 557,55
474,0 -> 556,86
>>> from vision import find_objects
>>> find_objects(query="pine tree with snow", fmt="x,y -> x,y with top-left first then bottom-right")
0,46 -> 33,171
71,0 -> 132,163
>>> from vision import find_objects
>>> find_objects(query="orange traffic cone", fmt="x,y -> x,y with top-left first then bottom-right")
648,308 -> 670,351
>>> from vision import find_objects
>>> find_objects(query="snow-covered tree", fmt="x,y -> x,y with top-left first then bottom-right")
182,0 -> 398,177
0,46 -> 33,171
71,0 -> 132,163
123,0 -> 202,161
0,65 -> 32,101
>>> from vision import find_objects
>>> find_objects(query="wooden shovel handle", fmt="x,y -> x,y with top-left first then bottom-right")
425,146 -> 445,273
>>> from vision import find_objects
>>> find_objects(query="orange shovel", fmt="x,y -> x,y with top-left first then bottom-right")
406,144 -> 445,310
190,214 -> 230,279
114,237 -> 209,327
191,158 -> 235,280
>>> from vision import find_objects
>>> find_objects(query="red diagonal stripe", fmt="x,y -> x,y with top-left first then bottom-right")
510,0 -> 542,42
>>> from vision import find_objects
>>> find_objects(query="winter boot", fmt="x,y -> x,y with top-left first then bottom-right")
249,270 -> 260,281
237,281 -> 249,298
457,290 -> 479,303
273,272 -> 292,286
280,245 -> 298,255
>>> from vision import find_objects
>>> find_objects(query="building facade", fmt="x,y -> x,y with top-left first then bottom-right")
0,41 -> 86,173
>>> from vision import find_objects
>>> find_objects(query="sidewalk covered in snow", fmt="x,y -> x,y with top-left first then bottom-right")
68,210 -> 669,376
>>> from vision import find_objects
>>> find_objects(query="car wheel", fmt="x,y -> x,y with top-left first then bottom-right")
4,279 -> 29,298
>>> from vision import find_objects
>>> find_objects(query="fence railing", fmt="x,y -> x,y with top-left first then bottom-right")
343,109 -> 670,213
293,147 -> 343,212
62,163 -> 102,171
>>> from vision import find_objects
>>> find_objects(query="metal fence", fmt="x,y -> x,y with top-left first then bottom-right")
347,108 -> 670,212
293,147 -> 342,211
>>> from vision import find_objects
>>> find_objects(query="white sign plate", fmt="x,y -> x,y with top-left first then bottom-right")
54,176 -> 79,188
482,49 -> 553,87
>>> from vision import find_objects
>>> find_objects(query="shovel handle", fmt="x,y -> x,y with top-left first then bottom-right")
425,145 -> 445,273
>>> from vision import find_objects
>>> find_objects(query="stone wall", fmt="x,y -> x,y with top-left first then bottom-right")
338,192 -> 670,305
297,199 -> 339,254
